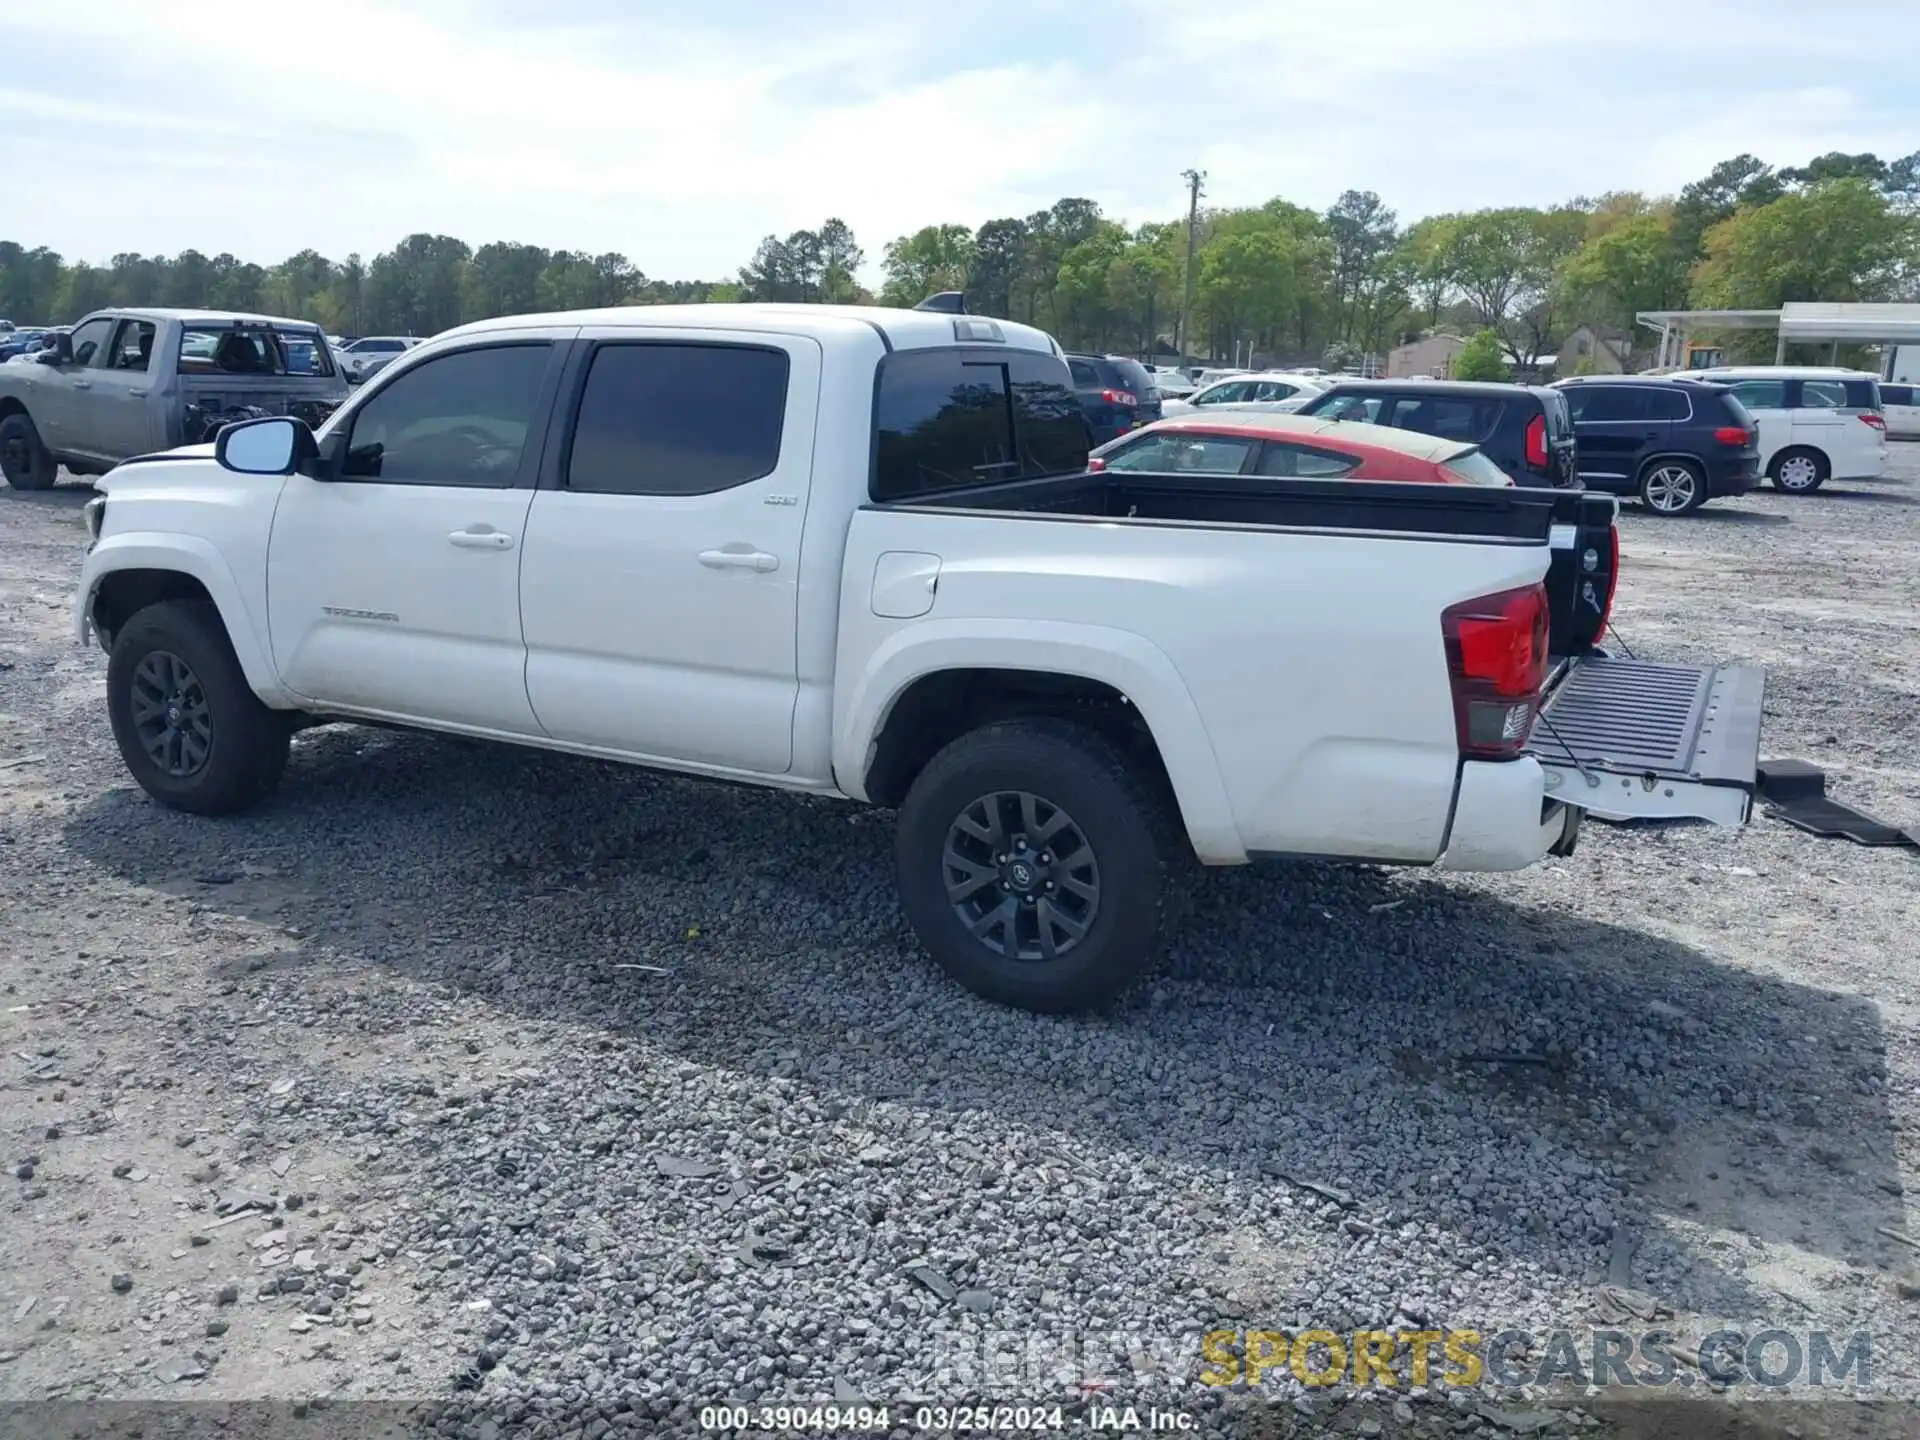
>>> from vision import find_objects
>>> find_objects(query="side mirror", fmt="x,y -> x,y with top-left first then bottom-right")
215,416 -> 316,476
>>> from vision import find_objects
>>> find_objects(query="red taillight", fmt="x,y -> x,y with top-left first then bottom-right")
1100,389 -> 1139,407
1086,455 -> 1107,472
1860,413 -> 1886,431
1596,525 -> 1620,637
1713,425 -> 1751,446
1524,414 -> 1548,470
1442,584 -> 1548,760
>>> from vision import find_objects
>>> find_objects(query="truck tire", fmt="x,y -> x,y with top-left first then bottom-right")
1769,446 -> 1827,494
895,718 -> 1167,1013
106,599 -> 291,815
0,413 -> 58,491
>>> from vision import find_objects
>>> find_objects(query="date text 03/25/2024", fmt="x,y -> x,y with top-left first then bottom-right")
697,1404 -> 1198,1431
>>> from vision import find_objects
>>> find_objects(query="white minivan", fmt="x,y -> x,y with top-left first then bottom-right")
1696,366 -> 1887,493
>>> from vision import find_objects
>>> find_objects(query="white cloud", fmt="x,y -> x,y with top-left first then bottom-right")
4,0 -> 1914,278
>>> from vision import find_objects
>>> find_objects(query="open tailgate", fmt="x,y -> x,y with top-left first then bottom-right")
1531,656 -> 1765,826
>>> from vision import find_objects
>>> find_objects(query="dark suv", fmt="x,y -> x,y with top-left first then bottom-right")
1294,380 -> 1576,487
1065,353 -> 1162,444
1552,376 -> 1760,515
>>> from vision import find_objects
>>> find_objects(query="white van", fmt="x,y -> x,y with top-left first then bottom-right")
1695,366 -> 1887,492
1880,382 -> 1920,439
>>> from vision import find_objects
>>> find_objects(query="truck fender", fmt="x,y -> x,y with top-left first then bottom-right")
77,532 -> 297,707
834,618 -> 1247,864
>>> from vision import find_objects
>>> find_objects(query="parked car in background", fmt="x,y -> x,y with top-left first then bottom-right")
337,335 -> 424,384
1694,366 -> 1886,493
1088,412 -> 1518,486
0,328 -> 54,362
1064,352 -> 1162,443
1148,366 -> 1197,398
1879,382 -> 1919,439
0,309 -> 347,489
1296,379 -> 1576,488
1192,367 -> 1250,387
1551,375 -> 1761,515
1162,372 -> 1325,417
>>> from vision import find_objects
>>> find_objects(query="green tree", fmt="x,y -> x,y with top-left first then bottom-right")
1452,328 -> 1507,381
1691,178 -> 1915,307
1561,209 -> 1688,333
463,242 -> 549,321
966,217 -> 1028,318
1324,189 -> 1399,343
879,224 -> 976,307
816,219 -> 863,304
1396,216 -> 1458,328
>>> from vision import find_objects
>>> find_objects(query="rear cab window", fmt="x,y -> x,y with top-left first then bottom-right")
1383,394 -> 1503,442
179,324 -> 336,378
872,347 -> 1088,501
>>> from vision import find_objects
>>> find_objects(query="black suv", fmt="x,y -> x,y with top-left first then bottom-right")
1552,376 -> 1760,515
1065,353 -> 1162,444
1294,380 -> 1576,487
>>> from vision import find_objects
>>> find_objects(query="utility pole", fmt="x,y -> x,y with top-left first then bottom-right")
1176,168 -> 1205,363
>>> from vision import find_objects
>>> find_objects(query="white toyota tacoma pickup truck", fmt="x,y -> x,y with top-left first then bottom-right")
74,303 -> 1766,1012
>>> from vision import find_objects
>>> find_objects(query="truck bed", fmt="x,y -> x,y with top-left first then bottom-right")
875,469 -> 1619,655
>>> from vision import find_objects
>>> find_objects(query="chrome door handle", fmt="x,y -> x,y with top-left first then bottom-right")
129,388 -> 149,397
72,380 -> 92,390
698,548 -> 779,573
448,529 -> 514,550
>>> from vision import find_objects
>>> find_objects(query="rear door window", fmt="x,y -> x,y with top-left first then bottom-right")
566,342 -> 790,496
1882,384 -> 1914,406
1728,379 -> 1787,411
1573,388 -> 1652,423
1105,432 -> 1255,474
872,347 -> 1087,500
1798,379 -> 1847,409
1255,442 -> 1360,478
1067,359 -> 1099,387
1649,388 -> 1690,421
1385,395 -> 1502,441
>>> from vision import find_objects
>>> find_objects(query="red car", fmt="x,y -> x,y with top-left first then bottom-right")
1086,412 -> 1517,485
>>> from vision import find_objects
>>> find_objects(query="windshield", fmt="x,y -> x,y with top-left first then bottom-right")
179,324 -> 336,378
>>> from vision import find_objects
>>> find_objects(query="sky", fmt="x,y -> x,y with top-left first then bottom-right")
3,0 -> 1915,284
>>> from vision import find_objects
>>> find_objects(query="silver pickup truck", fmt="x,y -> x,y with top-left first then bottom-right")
0,308 -> 348,490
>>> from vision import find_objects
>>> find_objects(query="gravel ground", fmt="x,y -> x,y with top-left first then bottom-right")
2,454 -> 1919,1440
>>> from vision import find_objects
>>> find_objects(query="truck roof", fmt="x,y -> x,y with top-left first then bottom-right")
87,307 -> 324,330
436,303 -> 1063,356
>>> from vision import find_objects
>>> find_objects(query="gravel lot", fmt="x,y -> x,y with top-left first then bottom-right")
3,453 -> 1919,1439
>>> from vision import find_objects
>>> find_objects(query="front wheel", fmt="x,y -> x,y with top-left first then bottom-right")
1770,447 -> 1828,494
894,719 -> 1169,1013
1638,460 -> 1706,515
0,413 -> 58,491
107,599 -> 291,815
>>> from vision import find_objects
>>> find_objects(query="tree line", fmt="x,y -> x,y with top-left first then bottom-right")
2,150 -> 1915,368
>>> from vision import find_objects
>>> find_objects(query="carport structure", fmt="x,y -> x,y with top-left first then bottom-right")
1637,303 -> 1920,369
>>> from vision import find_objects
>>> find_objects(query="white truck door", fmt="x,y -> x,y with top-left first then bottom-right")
265,338 -> 568,734
517,329 -> 821,774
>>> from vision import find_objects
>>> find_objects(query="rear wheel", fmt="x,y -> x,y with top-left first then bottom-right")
1770,447 -> 1828,494
894,719 -> 1168,1013
107,600 -> 291,815
0,413 -> 58,491
1637,459 -> 1706,515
